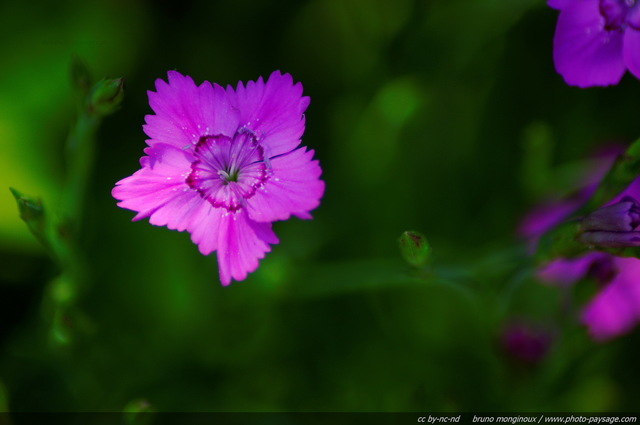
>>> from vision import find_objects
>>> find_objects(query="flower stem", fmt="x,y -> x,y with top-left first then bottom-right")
63,112 -> 99,226
11,61 -> 124,347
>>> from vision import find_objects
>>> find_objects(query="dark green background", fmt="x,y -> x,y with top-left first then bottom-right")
1,0 -> 639,414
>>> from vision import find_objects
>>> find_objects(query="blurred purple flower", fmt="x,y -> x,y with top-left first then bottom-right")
582,256 -> 640,339
521,147 -> 640,340
501,322 -> 553,365
548,0 -> 640,87
113,71 -> 324,285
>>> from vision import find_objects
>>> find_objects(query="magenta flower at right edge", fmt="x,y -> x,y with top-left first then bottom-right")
549,0 -> 640,87
520,149 -> 640,341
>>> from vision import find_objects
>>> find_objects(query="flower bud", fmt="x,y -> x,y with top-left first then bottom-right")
398,231 -> 431,267
581,196 -> 640,232
89,77 -> 124,116
579,196 -> 640,247
9,187 -> 43,222
9,187 -> 47,245
578,231 -> 640,248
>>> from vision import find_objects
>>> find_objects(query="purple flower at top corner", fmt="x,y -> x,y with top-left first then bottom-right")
112,71 -> 324,286
548,0 -> 640,87
520,146 -> 640,341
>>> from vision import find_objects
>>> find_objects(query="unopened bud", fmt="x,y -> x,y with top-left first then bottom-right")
89,77 -> 124,116
399,231 -> 431,267
581,196 -> 640,232
579,231 -> 640,248
579,196 -> 640,247
10,187 -> 47,245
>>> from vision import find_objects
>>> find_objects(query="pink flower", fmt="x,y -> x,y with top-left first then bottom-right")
582,256 -> 640,340
548,0 -> 640,87
112,71 -> 324,285
521,147 -> 640,340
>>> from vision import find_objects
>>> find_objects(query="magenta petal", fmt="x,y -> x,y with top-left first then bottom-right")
582,257 -> 640,341
227,71 -> 309,157
537,252 -> 608,285
612,176 -> 640,204
246,148 -> 324,223
552,0 -> 626,87
519,149 -> 620,239
623,28 -> 640,80
548,0 -> 573,10
144,71 -> 239,148
216,211 -> 279,285
112,144 -> 205,230
519,198 -> 584,239
186,205 -> 224,255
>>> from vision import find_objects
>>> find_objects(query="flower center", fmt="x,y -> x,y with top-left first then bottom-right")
186,130 -> 269,212
600,0 -> 640,30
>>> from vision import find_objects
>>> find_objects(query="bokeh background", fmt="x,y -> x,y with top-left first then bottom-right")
1,0 -> 640,415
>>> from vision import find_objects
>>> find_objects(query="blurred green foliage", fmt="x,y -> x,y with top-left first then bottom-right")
1,0 -> 640,417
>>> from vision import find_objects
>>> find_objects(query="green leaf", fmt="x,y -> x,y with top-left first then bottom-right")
588,245 -> 640,260
283,258 -> 478,303
535,220 -> 586,265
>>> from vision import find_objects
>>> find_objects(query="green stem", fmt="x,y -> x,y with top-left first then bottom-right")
62,111 -> 100,234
